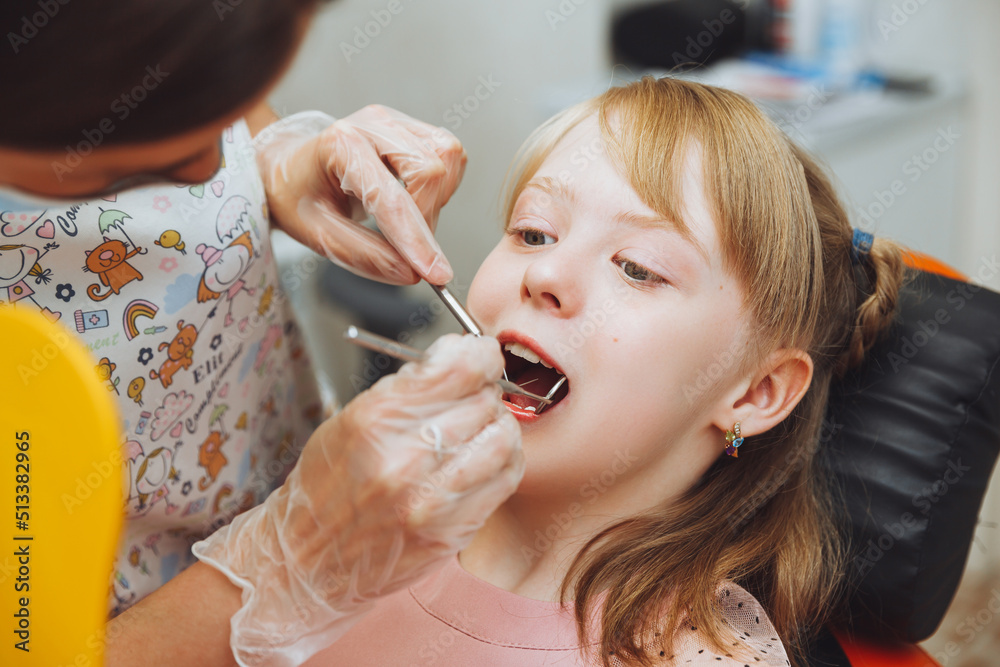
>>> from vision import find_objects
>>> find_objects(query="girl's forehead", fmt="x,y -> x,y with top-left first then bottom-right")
529,120 -> 638,207
544,115 -> 605,168
527,118 -> 722,267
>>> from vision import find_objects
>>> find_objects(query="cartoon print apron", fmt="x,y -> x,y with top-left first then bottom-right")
0,120 -> 325,615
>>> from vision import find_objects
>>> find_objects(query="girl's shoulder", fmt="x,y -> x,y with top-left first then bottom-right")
636,581 -> 790,667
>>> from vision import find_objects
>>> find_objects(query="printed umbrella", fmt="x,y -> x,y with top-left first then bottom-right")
97,208 -> 137,251
209,403 -> 229,434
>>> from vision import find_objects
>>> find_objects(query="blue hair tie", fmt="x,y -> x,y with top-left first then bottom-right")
851,228 -> 874,265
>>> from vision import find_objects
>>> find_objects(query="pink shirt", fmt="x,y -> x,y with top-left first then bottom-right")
306,556 -> 790,666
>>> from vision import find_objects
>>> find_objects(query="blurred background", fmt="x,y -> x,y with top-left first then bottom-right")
266,1 -> 1000,663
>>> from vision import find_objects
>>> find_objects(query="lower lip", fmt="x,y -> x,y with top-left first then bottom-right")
503,400 -> 539,423
503,397 -> 564,423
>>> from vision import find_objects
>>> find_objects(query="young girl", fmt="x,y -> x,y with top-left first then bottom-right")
303,76 -> 906,666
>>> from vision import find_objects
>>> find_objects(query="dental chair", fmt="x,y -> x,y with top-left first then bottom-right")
805,252 -> 1000,666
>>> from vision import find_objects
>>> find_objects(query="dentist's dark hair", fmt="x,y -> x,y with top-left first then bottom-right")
0,0 -> 329,149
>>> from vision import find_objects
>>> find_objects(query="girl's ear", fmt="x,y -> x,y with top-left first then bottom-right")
716,349 -> 813,438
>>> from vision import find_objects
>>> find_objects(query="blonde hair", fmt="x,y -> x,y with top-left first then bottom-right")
503,77 -> 906,666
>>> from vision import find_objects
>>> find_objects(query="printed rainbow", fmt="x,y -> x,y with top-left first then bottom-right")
123,299 -> 158,340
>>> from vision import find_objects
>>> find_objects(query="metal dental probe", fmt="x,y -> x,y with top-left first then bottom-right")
429,283 -> 512,383
429,284 -> 483,336
533,375 -> 567,415
344,326 -> 553,405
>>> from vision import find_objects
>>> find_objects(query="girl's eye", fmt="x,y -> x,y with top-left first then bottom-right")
616,258 -> 666,285
519,228 -> 556,246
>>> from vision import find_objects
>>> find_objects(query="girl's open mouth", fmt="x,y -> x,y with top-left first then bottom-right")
501,340 -> 570,420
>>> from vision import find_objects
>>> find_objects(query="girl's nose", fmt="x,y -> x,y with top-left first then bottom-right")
520,246 -> 583,317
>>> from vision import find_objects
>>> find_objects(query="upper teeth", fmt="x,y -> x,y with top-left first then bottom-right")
504,342 -> 554,369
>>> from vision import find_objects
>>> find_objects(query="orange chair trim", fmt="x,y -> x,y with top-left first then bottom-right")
832,630 -> 941,667
901,250 -> 968,282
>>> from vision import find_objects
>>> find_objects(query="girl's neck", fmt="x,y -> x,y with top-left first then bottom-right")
460,430 -> 715,601
459,491 -> 629,602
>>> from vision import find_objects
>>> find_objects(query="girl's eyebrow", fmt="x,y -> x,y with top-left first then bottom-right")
615,209 -> 708,262
523,176 -> 576,205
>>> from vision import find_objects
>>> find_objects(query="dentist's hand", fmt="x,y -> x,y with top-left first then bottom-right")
254,107 -> 466,285
193,334 -> 523,667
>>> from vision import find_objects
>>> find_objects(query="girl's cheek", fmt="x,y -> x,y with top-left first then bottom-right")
468,253 -> 508,321
466,274 -> 489,322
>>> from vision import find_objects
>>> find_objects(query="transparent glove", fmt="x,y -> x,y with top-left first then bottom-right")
193,334 -> 523,666
254,107 -> 466,286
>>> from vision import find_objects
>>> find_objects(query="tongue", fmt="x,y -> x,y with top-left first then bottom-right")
506,364 -> 564,410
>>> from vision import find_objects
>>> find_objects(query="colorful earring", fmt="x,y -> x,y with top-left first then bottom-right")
724,422 -> 743,457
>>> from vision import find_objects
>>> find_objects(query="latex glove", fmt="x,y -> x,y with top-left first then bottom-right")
193,334 -> 523,667
254,107 -> 466,286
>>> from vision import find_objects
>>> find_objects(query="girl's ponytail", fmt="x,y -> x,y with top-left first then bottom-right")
842,237 -> 906,373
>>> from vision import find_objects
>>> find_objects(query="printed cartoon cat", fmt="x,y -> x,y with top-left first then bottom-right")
84,237 -> 144,301
198,430 -> 229,490
149,320 -> 198,389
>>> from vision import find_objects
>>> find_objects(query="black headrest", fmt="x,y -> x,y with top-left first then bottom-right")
822,269 -> 1000,642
